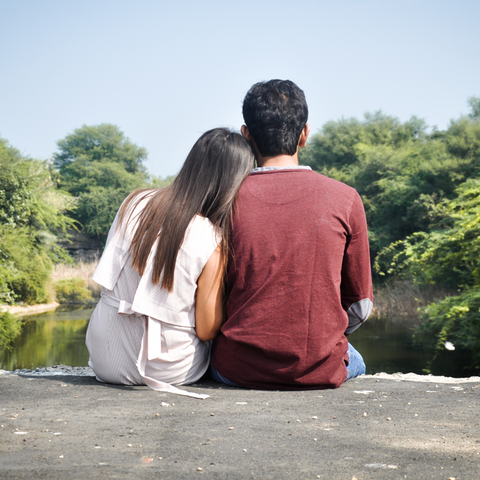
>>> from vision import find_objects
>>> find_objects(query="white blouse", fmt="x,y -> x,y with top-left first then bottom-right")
86,192 -> 220,399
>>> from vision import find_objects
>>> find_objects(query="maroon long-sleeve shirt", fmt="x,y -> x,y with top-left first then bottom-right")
211,168 -> 373,390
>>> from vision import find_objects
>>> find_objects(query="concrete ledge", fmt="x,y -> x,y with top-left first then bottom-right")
364,372 -> 480,384
1,372 -> 479,479
3,366 -> 480,384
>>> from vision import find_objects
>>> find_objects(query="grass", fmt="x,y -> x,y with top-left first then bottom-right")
372,279 -> 455,318
52,261 -> 101,298
54,277 -> 94,304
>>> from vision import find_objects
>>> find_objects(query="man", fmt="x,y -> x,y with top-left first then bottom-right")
211,80 -> 373,390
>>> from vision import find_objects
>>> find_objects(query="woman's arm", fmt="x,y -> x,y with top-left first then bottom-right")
195,245 -> 224,342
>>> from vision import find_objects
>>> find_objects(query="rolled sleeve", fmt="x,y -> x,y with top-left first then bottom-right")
341,191 -> 373,335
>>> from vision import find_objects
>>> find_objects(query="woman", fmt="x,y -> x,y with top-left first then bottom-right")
86,128 -> 254,398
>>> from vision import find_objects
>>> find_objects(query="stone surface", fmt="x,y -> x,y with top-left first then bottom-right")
58,229 -> 102,263
1,372 -> 479,479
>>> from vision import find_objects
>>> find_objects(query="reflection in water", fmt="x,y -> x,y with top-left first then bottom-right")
349,316 -> 475,377
350,316 -> 430,375
0,305 -> 94,371
0,307 -> 475,377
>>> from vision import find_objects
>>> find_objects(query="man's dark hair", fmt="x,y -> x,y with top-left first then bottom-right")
242,79 -> 308,157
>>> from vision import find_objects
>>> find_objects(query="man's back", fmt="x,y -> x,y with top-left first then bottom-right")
211,168 -> 372,389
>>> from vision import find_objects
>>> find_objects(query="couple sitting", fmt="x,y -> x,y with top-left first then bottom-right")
86,80 -> 373,399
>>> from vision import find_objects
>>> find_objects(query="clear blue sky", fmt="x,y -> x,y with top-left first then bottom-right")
1,0 -> 479,177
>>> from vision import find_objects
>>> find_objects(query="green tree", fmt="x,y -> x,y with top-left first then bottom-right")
0,137 -> 74,233
300,112 -> 427,171
0,226 -> 53,304
54,123 -> 148,180
375,179 -> 480,287
0,136 -> 74,306
444,121 -> 480,178
301,114 -> 463,254
468,96 -> 480,121
376,179 -> 480,368
54,124 -> 149,241
354,139 -> 464,252
150,174 -> 176,189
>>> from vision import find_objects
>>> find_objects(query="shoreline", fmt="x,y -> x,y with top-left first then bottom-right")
0,302 -> 60,316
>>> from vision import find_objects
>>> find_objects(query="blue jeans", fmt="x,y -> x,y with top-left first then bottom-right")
345,342 -> 366,380
210,341 -> 366,387
209,365 -> 239,386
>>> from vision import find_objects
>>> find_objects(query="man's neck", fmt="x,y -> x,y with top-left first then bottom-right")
257,153 -> 299,168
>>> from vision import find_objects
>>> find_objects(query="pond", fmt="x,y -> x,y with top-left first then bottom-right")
0,305 -> 476,377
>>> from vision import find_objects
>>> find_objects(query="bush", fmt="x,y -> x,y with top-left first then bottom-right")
0,226 -> 53,305
0,310 -> 22,348
417,286 -> 480,370
52,261 -> 100,298
375,180 -> 480,370
0,135 -> 75,305
54,277 -> 93,304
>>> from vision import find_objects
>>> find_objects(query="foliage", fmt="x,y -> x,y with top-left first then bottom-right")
375,179 -> 480,289
0,226 -> 53,305
53,124 -> 149,241
416,286 -> 480,370
54,277 -> 93,304
301,98 -> 480,368
300,100 -> 480,256
468,96 -> 480,121
0,137 -> 75,234
69,163 -> 147,239
52,261 -> 100,298
301,113 -> 471,257
443,118 -> 480,177
300,112 -> 428,171
375,179 -> 480,366
0,138 -> 34,226
0,137 -> 75,307
54,123 -> 148,179
0,311 -> 22,349
150,175 -> 176,189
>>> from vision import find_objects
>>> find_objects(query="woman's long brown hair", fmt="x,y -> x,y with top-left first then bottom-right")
118,128 -> 254,291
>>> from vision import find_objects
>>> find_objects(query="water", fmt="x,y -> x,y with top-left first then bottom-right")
349,316 -> 475,377
0,306 -> 476,377
1,306 -> 93,371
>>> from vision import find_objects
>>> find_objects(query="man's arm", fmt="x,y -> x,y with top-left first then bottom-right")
341,191 -> 373,335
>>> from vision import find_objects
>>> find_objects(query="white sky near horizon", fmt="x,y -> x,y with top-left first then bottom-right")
1,0 -> 479,178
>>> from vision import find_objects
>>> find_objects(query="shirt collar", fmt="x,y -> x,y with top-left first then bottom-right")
251,166 -> 312,173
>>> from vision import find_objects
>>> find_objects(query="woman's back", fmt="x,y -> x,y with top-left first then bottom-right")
86,194 -> 220,396
85,128 -> 255,398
